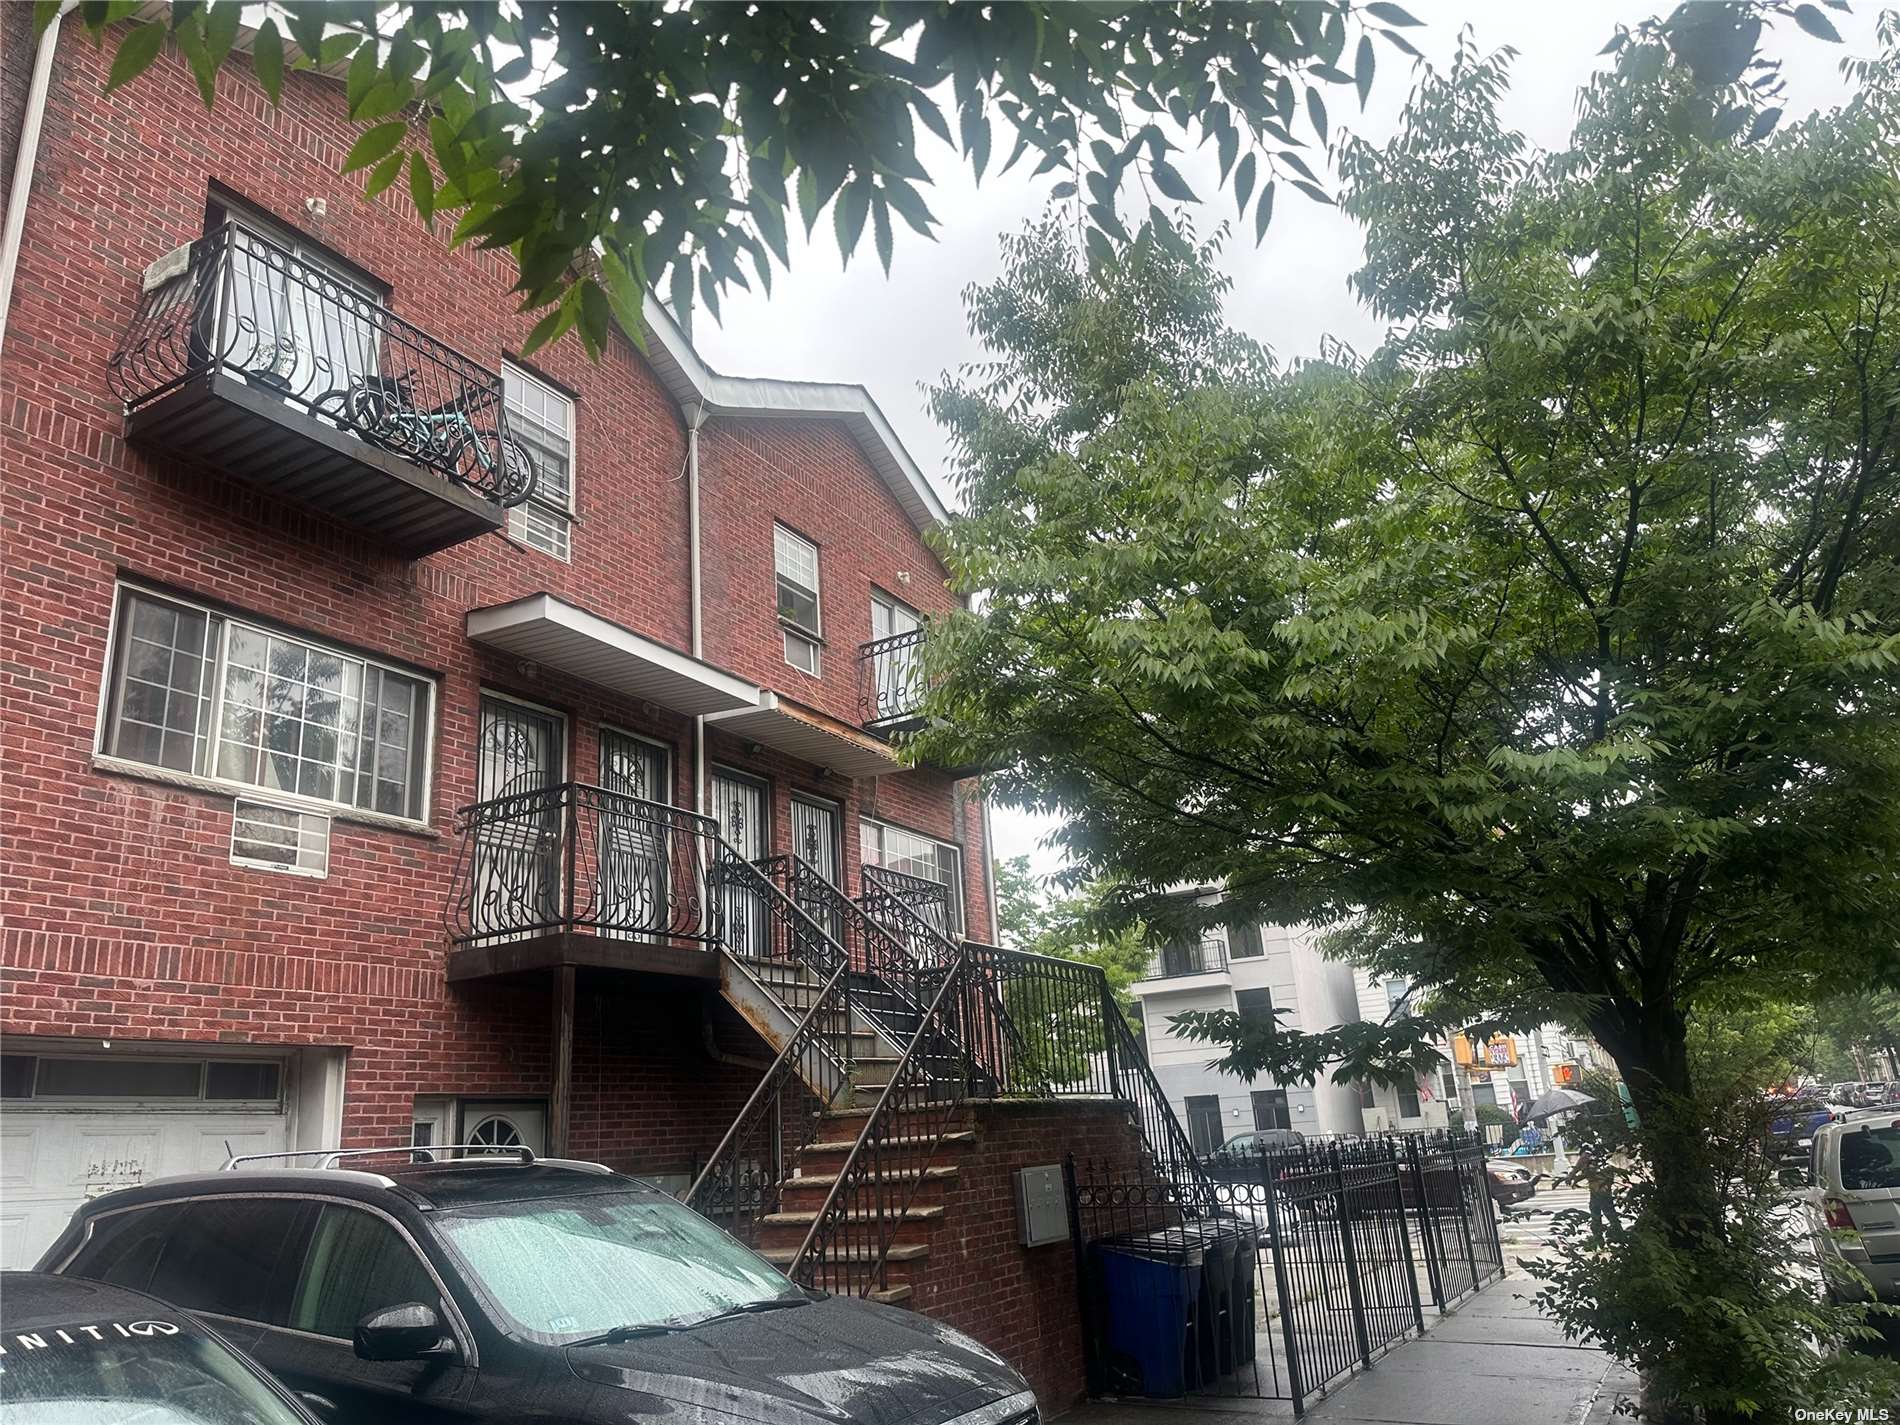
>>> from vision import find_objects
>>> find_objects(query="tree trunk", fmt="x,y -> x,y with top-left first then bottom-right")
1587,994 -> 1743,1425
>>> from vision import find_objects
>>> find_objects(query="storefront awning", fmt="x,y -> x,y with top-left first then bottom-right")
467,594 -> 762,717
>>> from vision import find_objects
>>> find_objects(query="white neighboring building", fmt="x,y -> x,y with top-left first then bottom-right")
1131,888 -> 1366,1152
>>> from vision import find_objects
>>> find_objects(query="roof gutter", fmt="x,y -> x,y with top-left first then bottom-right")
0,0 -> 77,359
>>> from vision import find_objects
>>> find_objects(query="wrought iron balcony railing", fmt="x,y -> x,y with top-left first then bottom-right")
857,628 -> 928,730
446,783 -> 721,947
1145,937 -> 1230,980
109,222 -> 537,510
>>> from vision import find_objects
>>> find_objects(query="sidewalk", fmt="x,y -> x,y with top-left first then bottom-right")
1058,1271 -> 1640,1425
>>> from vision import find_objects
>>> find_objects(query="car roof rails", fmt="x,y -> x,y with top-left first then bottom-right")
222,1144 -> 536,1171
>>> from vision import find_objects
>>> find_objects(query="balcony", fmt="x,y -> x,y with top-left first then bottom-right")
445,783 -> 723,982
858,629 -> 928,735
1137,937 -> 1230,985
107,223 -> 535,557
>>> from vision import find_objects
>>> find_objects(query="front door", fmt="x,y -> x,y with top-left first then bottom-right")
711,768 -> 768,959
470,697 -> 565,940
791,795 -> 844,940
598,730 -> 670,936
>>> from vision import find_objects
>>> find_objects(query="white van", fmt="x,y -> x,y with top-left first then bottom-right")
1806,1111 -> 1900,1300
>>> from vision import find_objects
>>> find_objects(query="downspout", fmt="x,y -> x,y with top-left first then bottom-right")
0,0 -> 77,358
688,405 -> 707,817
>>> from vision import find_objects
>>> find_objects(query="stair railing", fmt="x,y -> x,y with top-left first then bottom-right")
789,943 -> 986,1296
712,844 -> 847,982
684,959 -> 852,1247
1100,983 -> 1217,1209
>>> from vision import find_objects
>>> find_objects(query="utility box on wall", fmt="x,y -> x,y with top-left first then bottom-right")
1015,1163 -> 1068,1247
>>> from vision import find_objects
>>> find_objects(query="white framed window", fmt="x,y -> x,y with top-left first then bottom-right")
503,362 -> 575,560
774,524 -> 822,675
231,798 -> 331,877
98,584 -> 434,825
860,817 -> 965,934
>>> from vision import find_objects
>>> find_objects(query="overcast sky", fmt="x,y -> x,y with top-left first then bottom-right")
691,3 -> 1887,880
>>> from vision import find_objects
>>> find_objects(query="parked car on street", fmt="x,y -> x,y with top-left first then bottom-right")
1805,1112 -> 1900,1303
1203,1129 -> 1306,1183
0,1271 -> 321,1424
37,1146 -> 1038,1425
1766,1096 -> 1839,1161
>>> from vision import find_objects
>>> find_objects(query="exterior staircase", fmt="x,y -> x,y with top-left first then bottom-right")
689,845 -> 1211,1308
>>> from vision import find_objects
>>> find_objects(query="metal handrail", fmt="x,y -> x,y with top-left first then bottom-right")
684,959 -> 853,1245
789,942 -> 984,1294
108,221 -> 535,507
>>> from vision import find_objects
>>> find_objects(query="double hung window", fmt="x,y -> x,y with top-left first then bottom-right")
775,525 -> 822,674
504,363 -> 575,559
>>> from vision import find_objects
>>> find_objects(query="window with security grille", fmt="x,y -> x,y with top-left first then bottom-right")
101,585 -> 432,823
504,363 -> 574,560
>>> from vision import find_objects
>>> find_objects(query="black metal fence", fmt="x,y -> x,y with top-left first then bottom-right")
858,627 -> 928,728
1067,1132 -> 1502,1415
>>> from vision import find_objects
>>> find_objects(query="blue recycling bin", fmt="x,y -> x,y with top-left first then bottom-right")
1092,1233 -> 1204,1397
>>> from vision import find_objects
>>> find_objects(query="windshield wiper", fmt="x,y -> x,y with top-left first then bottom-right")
687,1297 -> 812,1327
567,1297 -> 811,1348
566,1321 -> 697,1347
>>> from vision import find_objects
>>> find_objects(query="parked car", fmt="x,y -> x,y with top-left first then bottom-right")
1203,1129 -> 1306,1183
1767,1096 -> 1838,1160
37,1147 -> 1038,1425
1806,1112 -> 1900,1303
0,1271 -> 321,1423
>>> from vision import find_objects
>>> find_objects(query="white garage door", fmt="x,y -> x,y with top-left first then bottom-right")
0,1050 -> 289,1270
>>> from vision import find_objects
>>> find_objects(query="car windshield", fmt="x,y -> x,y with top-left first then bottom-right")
434,1190 -> 798,1342
0,1322 -> 305,1424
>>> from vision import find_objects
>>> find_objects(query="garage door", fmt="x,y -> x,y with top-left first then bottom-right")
0,1050 -> 289,1269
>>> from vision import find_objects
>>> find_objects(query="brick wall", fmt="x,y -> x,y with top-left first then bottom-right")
914,1101 -> 1150,1413
0,24 -> 987,1155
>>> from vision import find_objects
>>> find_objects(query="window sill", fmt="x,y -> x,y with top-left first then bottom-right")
777,615 -> 826,647
90,755 -> 441,839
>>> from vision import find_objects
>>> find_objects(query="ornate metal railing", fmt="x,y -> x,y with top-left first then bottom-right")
862,866 -> 957,953
685,959 -> 852,1247
108,222 -> 536,507
858,628 -> 928,728
446,783 -> 721,946
713,852 -> 848,982
1147,935 -> 1230,979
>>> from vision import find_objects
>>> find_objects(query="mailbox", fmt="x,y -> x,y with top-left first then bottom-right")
1015,1163 -> 1068,1247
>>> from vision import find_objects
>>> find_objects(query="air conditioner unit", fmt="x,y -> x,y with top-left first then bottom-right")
1362,1106 -> 1391,1133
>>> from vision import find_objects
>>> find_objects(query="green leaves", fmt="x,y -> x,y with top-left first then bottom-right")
66,0 -> 1413,347
341,121 -> 407,176
105,22 -> 165,93
1792,4 -> 1843,43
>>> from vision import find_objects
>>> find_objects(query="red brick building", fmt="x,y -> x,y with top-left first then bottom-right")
0,14 -> 999,1268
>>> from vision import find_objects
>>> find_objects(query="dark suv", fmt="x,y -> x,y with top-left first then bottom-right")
36,1147 -> 1036,1425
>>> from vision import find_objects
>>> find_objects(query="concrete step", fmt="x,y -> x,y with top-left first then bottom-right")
869,1285 -> 913,1306
802,1129 -> 976,1155
759,1205 -> 946,1227
758,1241 -> 930,1268
777,1165 -> 959,1213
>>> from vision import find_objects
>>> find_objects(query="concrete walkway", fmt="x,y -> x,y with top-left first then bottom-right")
1058,1272 -> 1640,1425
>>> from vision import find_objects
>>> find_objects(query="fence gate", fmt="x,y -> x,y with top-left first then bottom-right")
1068,1133 -> 1503,1416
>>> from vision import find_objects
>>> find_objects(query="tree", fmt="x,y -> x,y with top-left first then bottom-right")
915,18 -> 1900,1415
50,1 -> 1833,356
49,0 -> 1422,356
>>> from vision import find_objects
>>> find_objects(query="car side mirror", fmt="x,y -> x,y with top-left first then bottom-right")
354,1302 -> 455,1362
